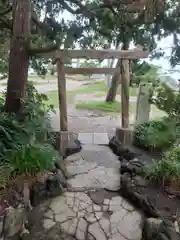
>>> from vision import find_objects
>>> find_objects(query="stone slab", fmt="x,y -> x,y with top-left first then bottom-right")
78,133 -> 94,144
40,192 -> 143,240
93,133 -> 109,145
78,133 -> 109,145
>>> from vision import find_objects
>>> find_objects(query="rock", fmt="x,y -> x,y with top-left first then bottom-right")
165,226 -> 180,240
66,139 -> 82,158
120,158 -> 144,176
4,204 -> 26,237
132,176 -> 147,188
30,174 -> 64,206
143,218 -> 164,239
54,157 -> 69,179
120,173 -> 159,218
109,136 -> 122,155
143,218 -> 180,240
30,182 -> 48,206
118,149 -> 139,161
109,137 -> 140,161
56,169 -> 67,188
46,175 -> 64,197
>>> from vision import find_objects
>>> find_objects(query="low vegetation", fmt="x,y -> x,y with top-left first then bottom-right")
76,100 -> 123,113
146,146 -> 180,186
140,84 -> 180,192
0,82 -> 59,187
133,118 -> 177,152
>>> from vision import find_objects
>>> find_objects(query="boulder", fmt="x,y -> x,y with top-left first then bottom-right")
120,158 -> 144,176
142,218 -> 180,240
30,173 -> 65,206
109,136 -> 140,161
65,139 -> 82,158
143,218 -> 164,239
0,203 -> 29,240
109,136 -> 122,155
120,173 -> 159,218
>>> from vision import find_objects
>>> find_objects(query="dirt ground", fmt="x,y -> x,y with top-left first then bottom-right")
140,181 -> 180,221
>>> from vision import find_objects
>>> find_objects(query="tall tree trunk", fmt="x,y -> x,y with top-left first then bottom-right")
5,0 -> 31,113
106,58 -> 115,88
105,42 -> 129,102
105,59 -> 121,102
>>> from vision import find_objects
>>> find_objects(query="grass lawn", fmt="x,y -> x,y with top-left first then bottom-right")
71,80 -> 108,94
70,80 -> 138,96
0,80 -> 54,86
76,100 -> 166,118
76,100 -> 136,113
46,90 -> 74,107
95,92 -> 106,97
28,74 -> 56,81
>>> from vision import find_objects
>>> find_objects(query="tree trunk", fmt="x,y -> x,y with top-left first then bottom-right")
105,59 -> 121,102
5,0 -> 31,113
106,58 -> 115,88
105,42 -> 129,102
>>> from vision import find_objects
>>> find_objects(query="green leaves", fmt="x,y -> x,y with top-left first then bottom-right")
0,82 -> 56,165
134,118 -> 177,151
152,83 -> 180,117
146,146 -> 180,182
6,143 -> 58,177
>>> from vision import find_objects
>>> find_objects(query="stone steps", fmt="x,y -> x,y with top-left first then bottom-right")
78,133 -> 109,145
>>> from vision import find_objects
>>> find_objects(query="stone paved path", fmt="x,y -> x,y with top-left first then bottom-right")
28,145 -> 143,240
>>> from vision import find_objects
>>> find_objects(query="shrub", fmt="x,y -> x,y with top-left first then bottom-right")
0,83 -> 56,163
146,146 -> 180,183
133,118 -> 177,151
152,83 -> 180,118
5,143 -> 58,177
22,82 -> 55,144
0,112 -> 30,162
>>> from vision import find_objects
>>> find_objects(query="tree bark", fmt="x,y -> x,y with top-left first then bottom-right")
105,42 -> 129,102
5,0 -> 31,113
105,59 -> 121,102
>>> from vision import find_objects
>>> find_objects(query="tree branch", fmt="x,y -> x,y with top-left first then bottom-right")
0,6 -> 12,16
0,18 -> 12,30
60,0 -> 87,14
62,0 -> 146,18
31,14 -> 54,36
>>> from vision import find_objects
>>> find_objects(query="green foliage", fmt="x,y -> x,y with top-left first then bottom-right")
133,118 -> 177,151
0,113 -> 30,162
79,60 -> 100,76
6,143 -> 58,177
80,60 -> 100,69
152,83 -> 180,117
132,62 -> 160,86
146,146 -> 180,182
1,0 -> 180,78
0,82 -> 56,167
22,82 -> 55,144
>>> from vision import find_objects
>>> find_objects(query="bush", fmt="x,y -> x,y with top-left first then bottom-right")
133,118 -> 177,151
152,83 -> 180,118
5,143 -> 58,177
146,146 -> 180,183
0,112 -> 30,162
0,82 -> 56,164
22,82 -> 55,144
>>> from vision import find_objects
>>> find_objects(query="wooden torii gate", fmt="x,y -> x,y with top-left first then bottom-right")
40,48 -> 149,153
